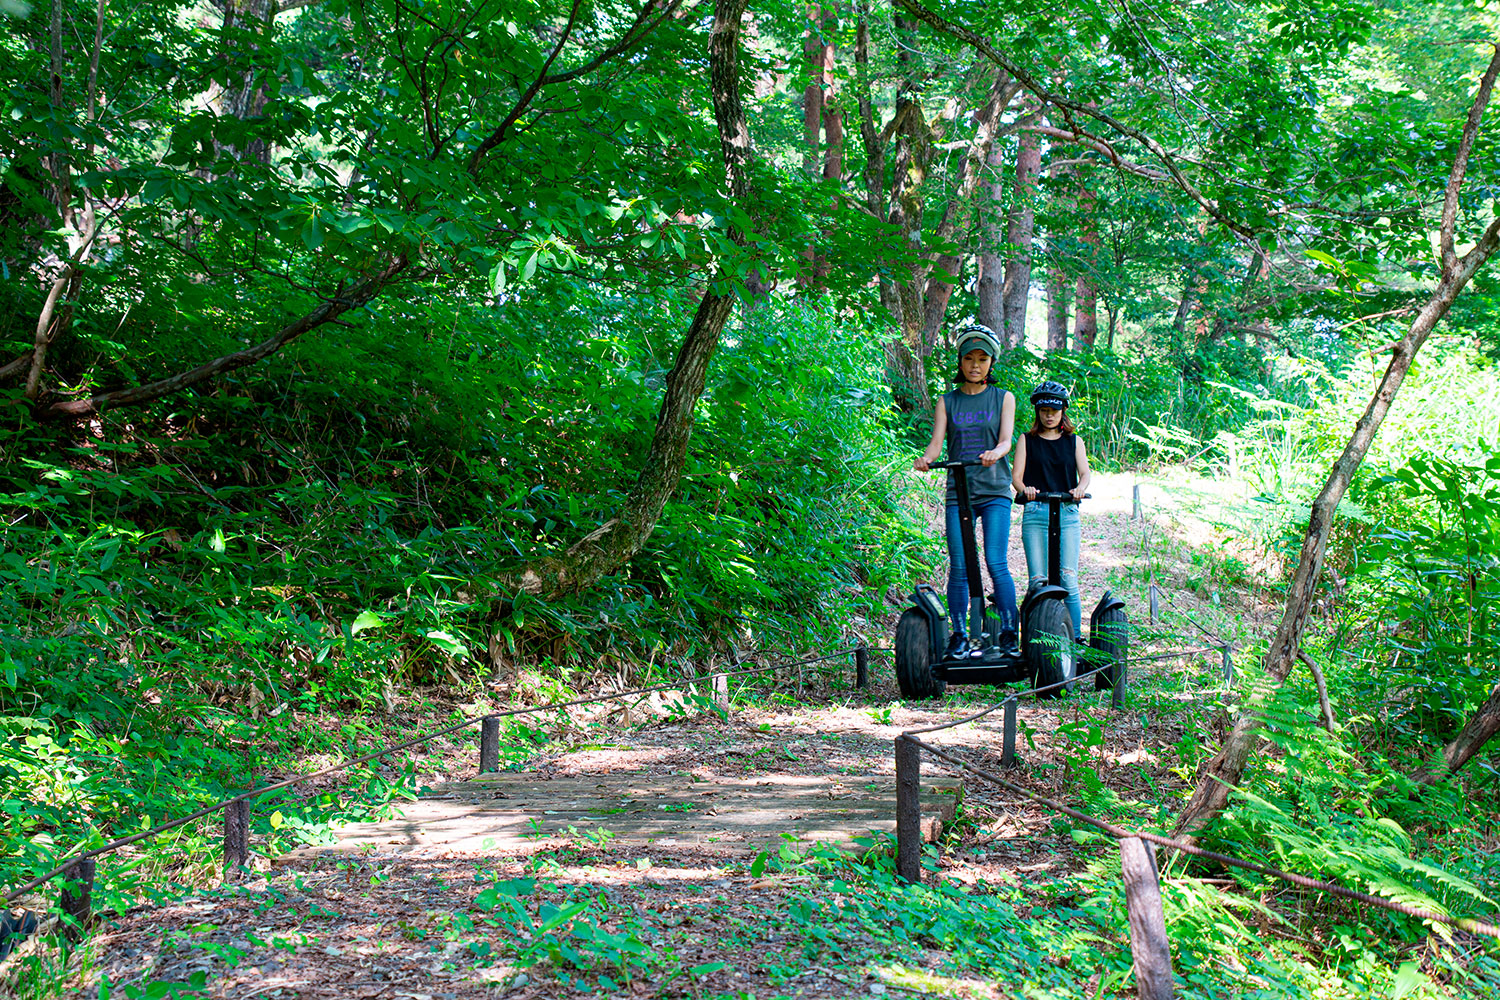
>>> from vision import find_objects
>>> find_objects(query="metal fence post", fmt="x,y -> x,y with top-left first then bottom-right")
1221,644 -> 1233,685
59,858 -> 96,943
1001,696 -> 1019,767
1132,484 -> 1143,521
1120,837 -> 1176,999
224,798 -> 251,876
1149,583 -> 1159,626
480,716 -> 501,773
855,645 -> 869,690
894,736 -> 922,883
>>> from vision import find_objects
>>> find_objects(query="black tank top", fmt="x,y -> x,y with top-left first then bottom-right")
1023,433 -> 1077,494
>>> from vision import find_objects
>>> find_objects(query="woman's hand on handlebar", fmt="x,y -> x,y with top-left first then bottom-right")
1019,485 -> 1038,501
1069,485 -> 1088,501
978,448 -> 1004,467
913,455 -> 933,472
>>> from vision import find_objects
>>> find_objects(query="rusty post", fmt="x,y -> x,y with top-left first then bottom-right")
59,858 -> 95,943
224,798 -> 250,876
1112,660 -> 1128,711
855,645 -> 869,690
1001,695 -> 1019,767
480,716 -> 500,773
894,736 -> 922,883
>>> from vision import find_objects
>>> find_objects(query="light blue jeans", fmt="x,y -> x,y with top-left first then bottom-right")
1021,501 -> 1081,638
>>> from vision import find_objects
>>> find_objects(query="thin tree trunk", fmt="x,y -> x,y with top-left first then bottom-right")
1175,45 -> 1500,838
1171,267 -> 1198,338
1001,103 -> 1041,347
505,0 -> 756,599
974,129 -> 1004,334
884,10 -> 931,410
801,5 -> 823,179
918,70 -> 1014,349
1046,262 -> 1069,351
854,1 -> 898,323
1071,175 -> 1098,349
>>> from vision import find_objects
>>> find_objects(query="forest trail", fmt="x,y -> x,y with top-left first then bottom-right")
62,471 -> 1270,1000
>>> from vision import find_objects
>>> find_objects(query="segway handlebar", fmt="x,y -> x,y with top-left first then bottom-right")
1015,491 -> 1089,504
924,459 -> 987,470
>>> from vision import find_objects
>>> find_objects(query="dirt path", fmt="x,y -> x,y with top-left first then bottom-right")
54,471 -> 1271,1000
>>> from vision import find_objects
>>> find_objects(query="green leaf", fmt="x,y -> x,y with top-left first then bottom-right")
424,629 -> 469,657
351,610 -> 385,634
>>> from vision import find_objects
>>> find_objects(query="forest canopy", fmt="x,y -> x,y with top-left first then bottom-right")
5,0 -> 1500,996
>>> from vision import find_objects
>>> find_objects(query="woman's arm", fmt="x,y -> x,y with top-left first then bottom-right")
979,390 -> 1016,466
1012,434 -> 1036,500
913,397 -> 948,471
1070,436 -> 1093,499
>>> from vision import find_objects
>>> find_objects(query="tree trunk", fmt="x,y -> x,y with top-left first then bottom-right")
918,70 -> 1014,350
883,10 -> 931,411
505,0 -> 756,599
216,0 -> 276,165
1001,104 -> 1041,347
854,0 -> 898,323
1046,263 -> 1069,351
1419,683 -> 1500,785
1176,47 -> 1500,836
801,5 -> 824,180
1171,266 -> 1198,338
975,130 -> 1004,334
1071,176 -> 1098,349
1072,275 -> 1097,348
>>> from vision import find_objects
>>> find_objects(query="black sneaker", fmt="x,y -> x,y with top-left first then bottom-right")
943,632 -> 968,660
1000,630 -> 1020,656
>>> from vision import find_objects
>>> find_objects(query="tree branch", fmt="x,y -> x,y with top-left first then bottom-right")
891,0 -> 1257,239
466,0 -> 585,174
1440,44 -> 1500,278
540,0 -> 687,87
39,256 -> 411,420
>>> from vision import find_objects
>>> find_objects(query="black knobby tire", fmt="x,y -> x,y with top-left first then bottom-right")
1026,598 -> 1075,699
895,608 -> 945,700
1091,605 -> 1129,691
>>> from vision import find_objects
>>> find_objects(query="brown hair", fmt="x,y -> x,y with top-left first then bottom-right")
1028,411 -> 1076,436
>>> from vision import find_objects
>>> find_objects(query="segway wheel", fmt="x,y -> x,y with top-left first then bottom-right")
1091,605 -> 1129,691
1026,599 -> 1075,699
895,608 -> 946,700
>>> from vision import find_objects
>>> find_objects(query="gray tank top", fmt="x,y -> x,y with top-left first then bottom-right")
943,386 -> 1013,504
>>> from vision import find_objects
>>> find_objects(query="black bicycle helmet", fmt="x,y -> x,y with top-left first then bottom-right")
1029,380 -> 1070,409
954,323 -> 1001,360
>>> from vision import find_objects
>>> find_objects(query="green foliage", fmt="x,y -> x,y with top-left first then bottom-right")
0,296 -> 923,912
1345,449 -> 1500,735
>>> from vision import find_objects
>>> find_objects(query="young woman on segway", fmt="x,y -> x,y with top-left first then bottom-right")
912,324 -> 1020,660
1011,380 -> 1093,639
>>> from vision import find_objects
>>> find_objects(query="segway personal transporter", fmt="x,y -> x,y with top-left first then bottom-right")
893,460 -> 1128,699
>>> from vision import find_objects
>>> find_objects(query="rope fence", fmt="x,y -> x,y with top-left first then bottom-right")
892,734 -> 1500,999
3,644 -> 866,909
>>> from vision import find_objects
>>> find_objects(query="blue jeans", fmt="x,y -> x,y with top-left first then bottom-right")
945,499 -> 1018,637
1021,501 -> 1081,637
